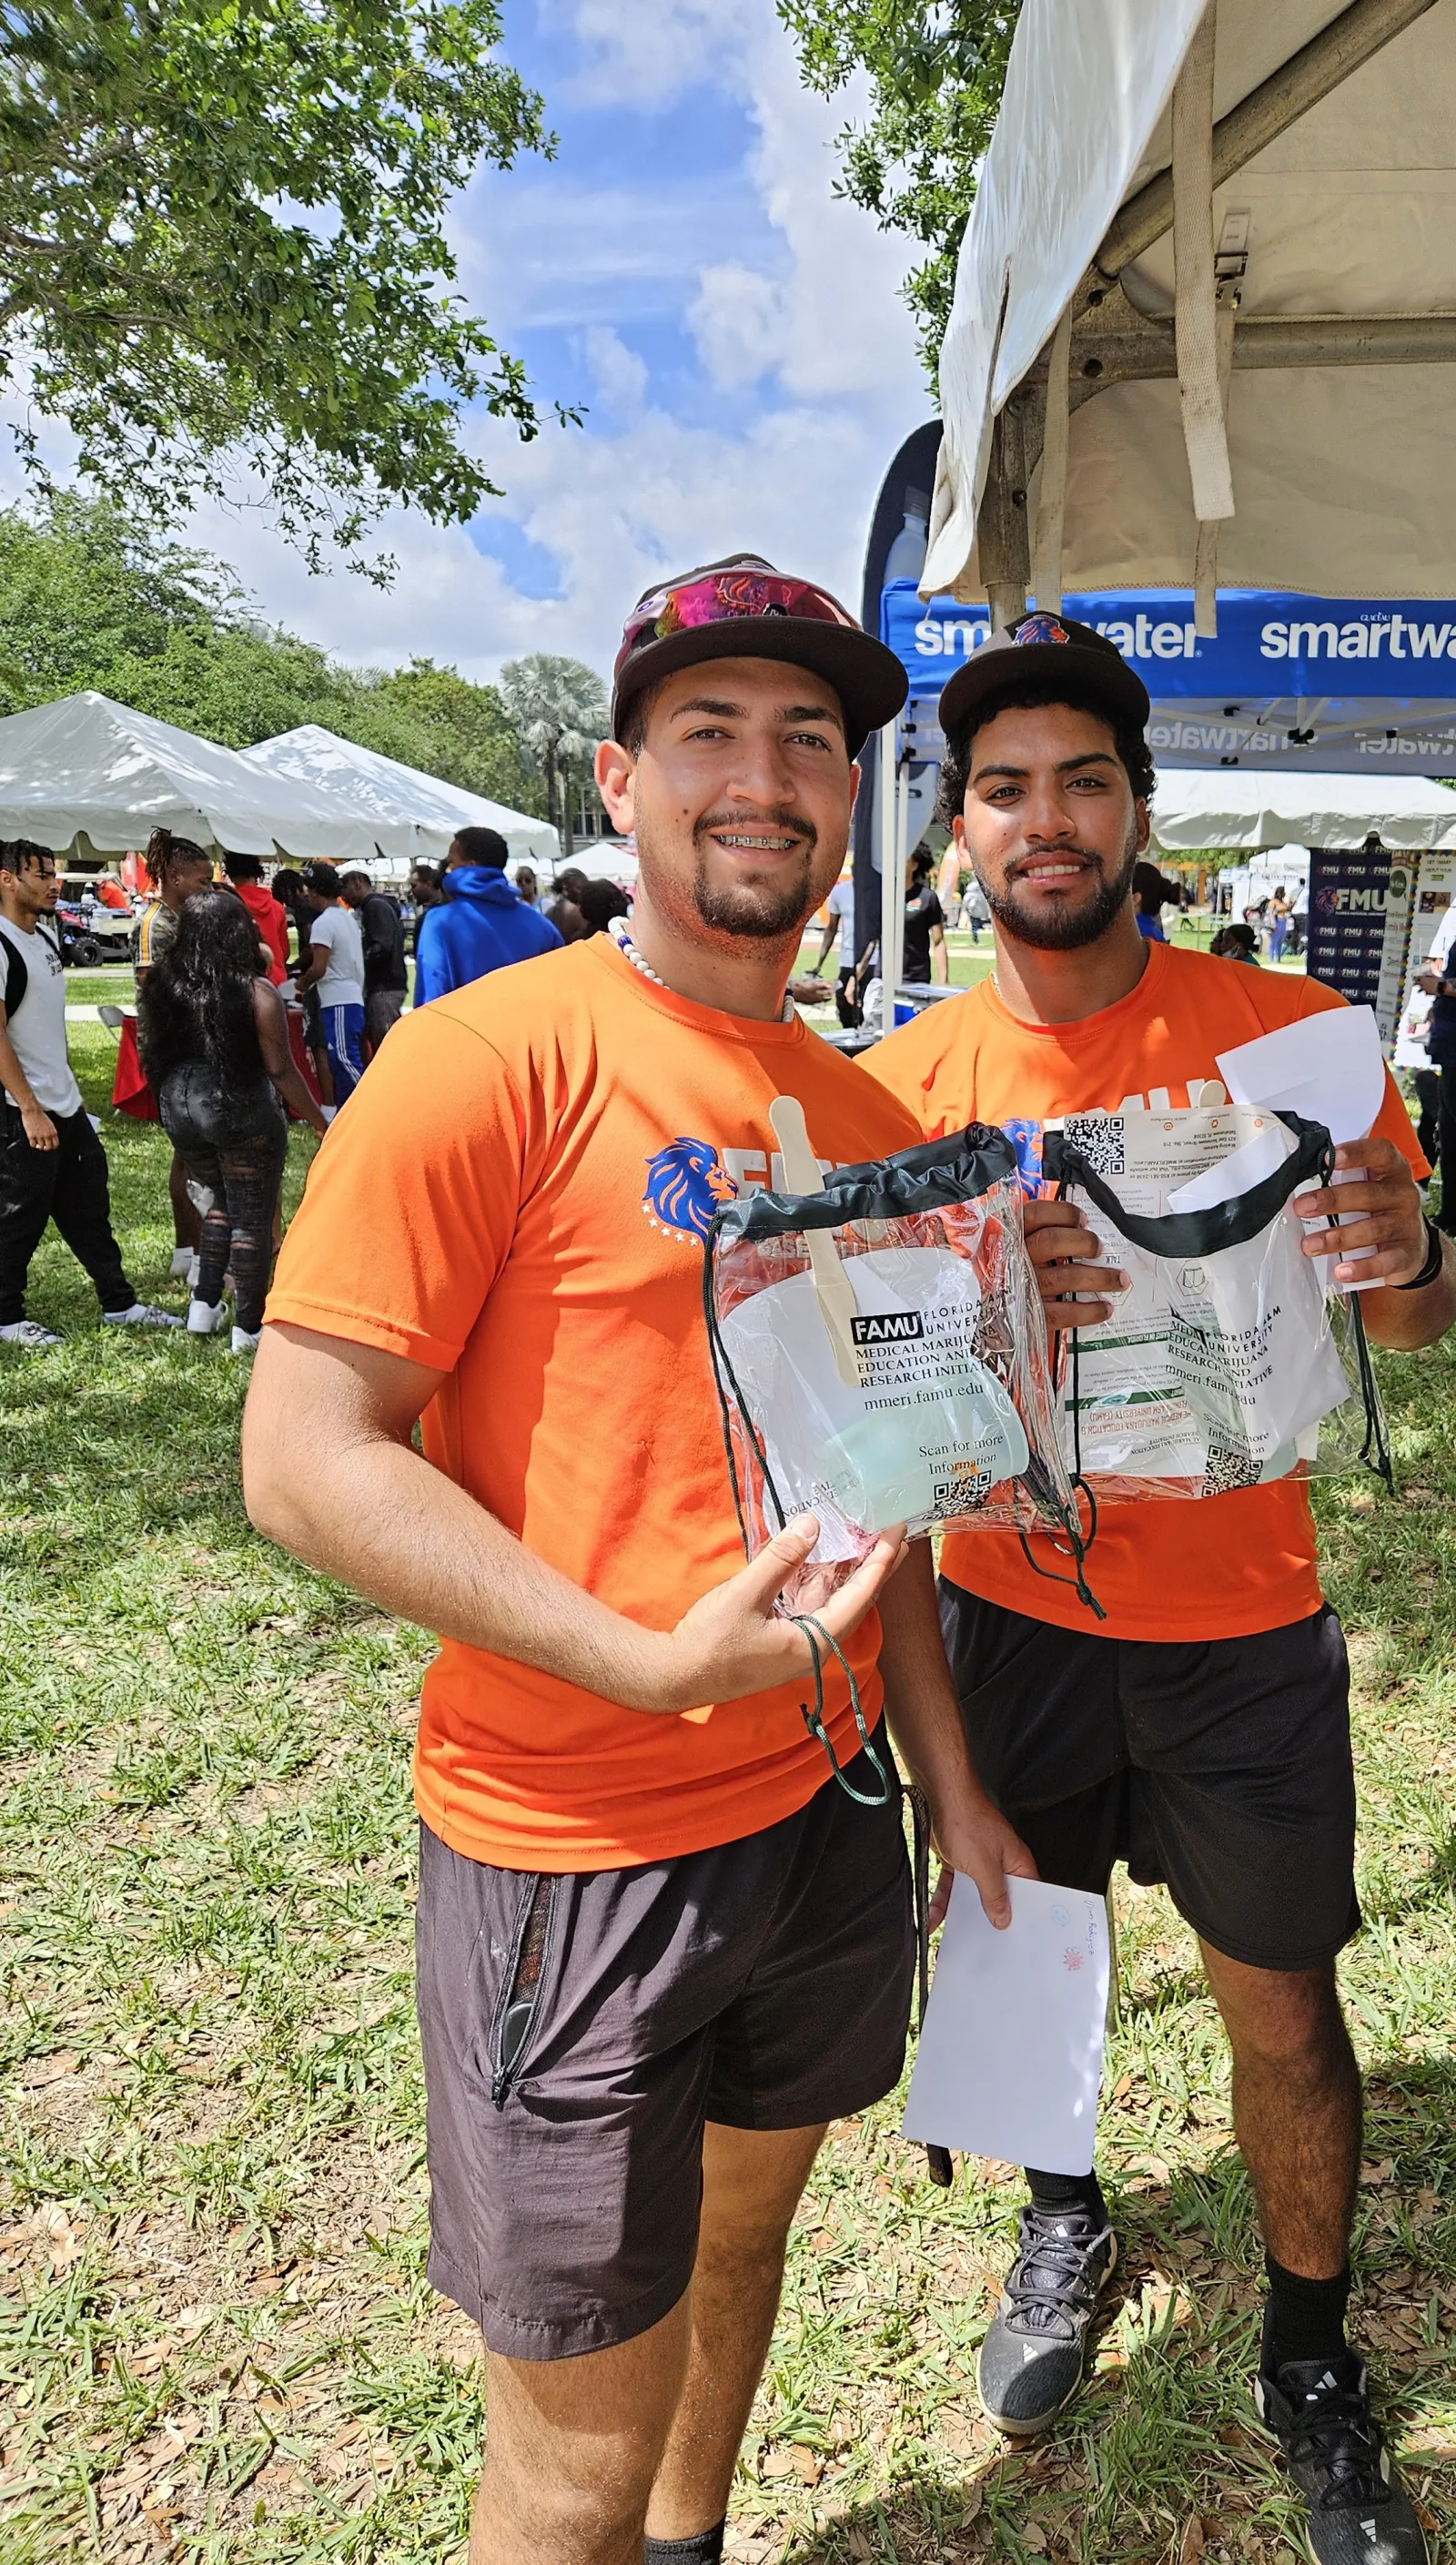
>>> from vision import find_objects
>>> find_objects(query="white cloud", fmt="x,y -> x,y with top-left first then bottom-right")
687,262 -> 787,390
564,0 -> 920,411
582,325 -> 649,421
565,0 -> 761,109
451,169 -> 777,334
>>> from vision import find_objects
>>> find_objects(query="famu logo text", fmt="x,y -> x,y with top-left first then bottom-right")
851,1309 -> 924,1347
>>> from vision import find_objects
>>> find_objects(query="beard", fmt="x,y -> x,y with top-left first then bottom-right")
979,828 -> 1139,952
693,804 -> 819,939
638,805 -> 823,943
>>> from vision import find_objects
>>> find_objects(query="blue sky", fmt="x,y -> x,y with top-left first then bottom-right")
145,0 -> 931,684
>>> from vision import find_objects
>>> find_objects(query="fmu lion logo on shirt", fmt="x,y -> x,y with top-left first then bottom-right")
642,1138 -> 736,1241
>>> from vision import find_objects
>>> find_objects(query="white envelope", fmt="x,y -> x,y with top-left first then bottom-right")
1215,1006 -> 1385,1145
1216,1008 -> 1387,1289
1166,1118 -> 1295,1212
902,1876 -> 1109,2175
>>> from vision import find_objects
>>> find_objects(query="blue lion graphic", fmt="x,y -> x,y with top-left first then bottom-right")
1001,1115 -> 1046,1198
642,1137 -> 734,1240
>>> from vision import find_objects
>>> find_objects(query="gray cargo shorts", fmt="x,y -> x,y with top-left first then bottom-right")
415,1733 -> 914,2360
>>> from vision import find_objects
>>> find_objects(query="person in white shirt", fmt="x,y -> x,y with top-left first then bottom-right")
294,861 -> 368,1104
0,839 -> 180,1347
960,875 -> 992,942
811,873 -> 864,1025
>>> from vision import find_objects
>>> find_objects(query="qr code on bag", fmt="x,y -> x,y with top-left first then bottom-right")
1202,1435 -> 1262,1496
1065,1113 -> 1126,1177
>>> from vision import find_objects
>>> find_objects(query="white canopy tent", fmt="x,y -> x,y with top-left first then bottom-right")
241,725 -> 559,873
1151,767 -> 1456,847
925,0 -> 1456,624
0,692 -> 382,864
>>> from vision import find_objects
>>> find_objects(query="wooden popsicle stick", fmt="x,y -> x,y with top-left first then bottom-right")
769,1094 -> 861,1388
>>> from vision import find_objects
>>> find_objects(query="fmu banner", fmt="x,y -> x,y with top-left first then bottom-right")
1307,854 -> 1416,1044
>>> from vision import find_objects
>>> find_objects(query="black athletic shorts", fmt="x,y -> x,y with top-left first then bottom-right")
937,1582 -> 1359,1973
415,1731 -> 914,2361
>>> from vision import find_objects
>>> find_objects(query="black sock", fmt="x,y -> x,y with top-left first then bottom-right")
645,2524 -> 726,2565
1026,2166 -> 1108,2225
1262,2256 -> 1351,2375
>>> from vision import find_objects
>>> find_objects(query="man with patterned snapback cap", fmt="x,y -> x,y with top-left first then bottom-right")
865,609 -> 1455,2565
243,556 -> 1028,2565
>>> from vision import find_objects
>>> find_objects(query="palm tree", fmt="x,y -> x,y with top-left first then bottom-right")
499,654 -> 611,862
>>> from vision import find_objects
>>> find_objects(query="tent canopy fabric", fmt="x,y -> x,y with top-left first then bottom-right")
926,0 -> 1456,606
240,725 -> 559,869
1149,766 -> 1456,848
0,692 -> 383,863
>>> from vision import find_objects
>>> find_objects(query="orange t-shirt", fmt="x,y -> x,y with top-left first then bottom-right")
863,942 -> 1426,1641
266,937 -> 920,1871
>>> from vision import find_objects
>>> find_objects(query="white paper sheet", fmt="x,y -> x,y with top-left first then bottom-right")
1216,1008 -> 1387,1287
1166,1119 -> 1294,1213
1215,1007 -> 1386,1145
901,1877 -> 1109,2175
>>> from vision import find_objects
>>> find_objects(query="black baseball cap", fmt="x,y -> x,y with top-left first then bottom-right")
938,610 -> 1150,739
612,555 -> 908,758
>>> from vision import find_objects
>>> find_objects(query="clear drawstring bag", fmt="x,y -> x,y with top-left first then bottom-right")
1047,1108 -> 1390,1501
703,1123 -> 1098,1614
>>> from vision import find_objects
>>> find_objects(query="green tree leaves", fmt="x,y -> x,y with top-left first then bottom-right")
777,1 -> 1021,381
0,0 -> 566,567
0,492 -> 548,810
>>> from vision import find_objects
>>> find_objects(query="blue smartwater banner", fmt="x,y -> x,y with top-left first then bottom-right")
880,581 -> 1456,773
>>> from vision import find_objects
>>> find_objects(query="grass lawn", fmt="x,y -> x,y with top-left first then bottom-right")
790,916 -> 1304,1034
4,1029 -> 1456,2564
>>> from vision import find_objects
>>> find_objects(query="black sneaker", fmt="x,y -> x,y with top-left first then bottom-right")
976,2205 -> 1117,2436
1253,2355 -> 1430,2565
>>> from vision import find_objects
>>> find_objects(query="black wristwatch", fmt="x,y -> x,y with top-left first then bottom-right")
1397,1217 -> 1445,1292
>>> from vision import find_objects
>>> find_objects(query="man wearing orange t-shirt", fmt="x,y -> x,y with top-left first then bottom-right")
865,615 -> 1455,2565
242,557 -> 1022,2565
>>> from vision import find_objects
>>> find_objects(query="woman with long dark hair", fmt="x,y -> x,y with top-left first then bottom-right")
137,890 -> 328,1352
132,827 -> 217,1276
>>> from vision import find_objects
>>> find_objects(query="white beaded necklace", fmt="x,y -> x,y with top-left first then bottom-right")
608,915 -> 794,1022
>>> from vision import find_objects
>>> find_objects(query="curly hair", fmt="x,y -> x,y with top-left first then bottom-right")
935,672 -> 1157,829
145,826 -> 211,890
136,888 -> 266,1100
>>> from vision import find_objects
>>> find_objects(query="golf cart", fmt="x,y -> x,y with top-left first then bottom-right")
55,874 -> 134,968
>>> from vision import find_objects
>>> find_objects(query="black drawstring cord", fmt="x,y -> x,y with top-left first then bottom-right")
907,1783 -> 954,2188
1349,1286 -> 1394,1489
1015,1372 -> 1104,1617
785,1612 -> 891,1807
1013,1204 -> 1103,1617
702,1220 -> 788,1545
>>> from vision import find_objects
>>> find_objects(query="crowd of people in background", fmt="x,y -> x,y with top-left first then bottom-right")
0,819 -> 682,1353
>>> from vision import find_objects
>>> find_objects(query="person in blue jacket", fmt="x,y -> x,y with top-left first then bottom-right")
414,827 -> 562,1004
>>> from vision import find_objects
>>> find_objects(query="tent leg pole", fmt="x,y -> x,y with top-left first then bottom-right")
878,720 -> 899,1032
980,400 -> 1035,630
